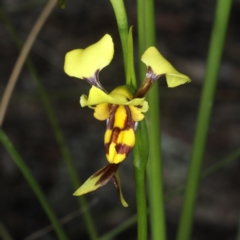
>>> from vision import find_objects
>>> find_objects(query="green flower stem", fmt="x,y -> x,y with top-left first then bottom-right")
137,0 -> 155,78
176,1 -> 232,240
127,27 -> 137,88
110,0 -> 129,77
137,0 -> 166,239
99,147 -> 240,239
0,8 -> 97,240
111,1 -> 148,238
133,169 -> 147,240
0,128 -> 68,240
147,89 -> 166,240
133,120 -> 149,240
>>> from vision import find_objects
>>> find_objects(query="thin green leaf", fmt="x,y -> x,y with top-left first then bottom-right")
57,0 -> 66,9
110,0 -> 129,78
176,1 -> 233,240
127,26 -> 137,88
137,0 -> 166,239
133,120 -> 149,240
99,147 -> 240,239
0,8 -> 97,240
0,128 -> 68,240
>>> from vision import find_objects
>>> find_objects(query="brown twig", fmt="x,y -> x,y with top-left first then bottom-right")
0,0 -> 57,126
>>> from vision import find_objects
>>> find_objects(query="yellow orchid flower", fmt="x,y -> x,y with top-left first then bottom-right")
64,34 -> 191,206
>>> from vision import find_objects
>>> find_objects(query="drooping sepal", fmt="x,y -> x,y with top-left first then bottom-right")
73,163 -> 128,207
113,171 -> 128,207
73,163 -> 119,196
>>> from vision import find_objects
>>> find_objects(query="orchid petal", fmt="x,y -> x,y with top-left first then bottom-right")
129,105 -> 145,122
80,86 -> 148,112
93,103 -> 110,121
113,171 -> 128,207
64,34 -> 114,79
141,47 -> 191,88
73,164 -> 119,196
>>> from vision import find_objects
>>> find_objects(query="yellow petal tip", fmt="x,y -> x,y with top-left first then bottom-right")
64,34 -> 114,79
141,47 -> 191,88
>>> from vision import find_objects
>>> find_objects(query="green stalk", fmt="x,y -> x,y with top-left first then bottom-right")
0,128 -> 68,240
99,147 -> 240,239
110,1 -> 148,238
176,1 -> 232,240
137,0 -> 166,239
127,26 -> 137,88
110,0 -> 129,77
0,8 -> 97,240
110,0 -> 148,240
133,120 -> 149,240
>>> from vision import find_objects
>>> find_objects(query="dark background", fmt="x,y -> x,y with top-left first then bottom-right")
0,0 -> 240,239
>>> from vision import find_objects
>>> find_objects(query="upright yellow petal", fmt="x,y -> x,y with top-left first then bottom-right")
141,47 -> 191,88
64,34 -> 114,79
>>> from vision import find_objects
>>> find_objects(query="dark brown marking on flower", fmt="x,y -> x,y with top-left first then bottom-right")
105,142 -> 132,156
115,143 -> 132,155
105,106 -> 135,157
104,127 -> 121,155
112,175 -> 119,191
94,163 -> 119,186
134,66 -> 161,98
123,106 -> 135,130
106,105 -> 118,130
84,70 -> 107,92
105,143 -> 109,154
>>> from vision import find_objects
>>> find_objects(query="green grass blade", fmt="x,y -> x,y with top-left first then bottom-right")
99,147 -> 240,239
0,8 -> 97,240
176,1 -> 233,240
110,0 -> 129,78
133,120 -> 149,240
110,1 -> 148,239
137,0 -> 166,239
0,129 -> 68,240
